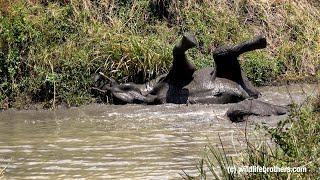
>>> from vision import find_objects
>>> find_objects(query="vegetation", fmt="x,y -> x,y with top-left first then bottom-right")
0,167 -> 5,178
183,94 -> 320,179
0,0 -> 319,109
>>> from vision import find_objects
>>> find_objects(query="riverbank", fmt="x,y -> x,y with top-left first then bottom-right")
1,0 -> 319,109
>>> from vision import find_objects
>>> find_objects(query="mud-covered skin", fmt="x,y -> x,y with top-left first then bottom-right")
226,99 -> 288,122
93,34 -> 281,109
145,67 -> 250,104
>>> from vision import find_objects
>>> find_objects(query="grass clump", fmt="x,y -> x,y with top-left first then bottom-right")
241,52 -> 283,86
0,0 -> 319,108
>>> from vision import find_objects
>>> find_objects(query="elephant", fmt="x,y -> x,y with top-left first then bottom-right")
92,33 -> 288,122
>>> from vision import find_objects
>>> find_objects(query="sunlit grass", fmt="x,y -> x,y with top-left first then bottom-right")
0,0 -> 319,108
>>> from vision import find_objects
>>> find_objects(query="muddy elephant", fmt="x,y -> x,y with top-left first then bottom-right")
93,33 -> 288,122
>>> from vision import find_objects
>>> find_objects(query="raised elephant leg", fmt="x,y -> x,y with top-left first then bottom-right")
212,36 -> 267,98
147,32 -> 198,104
164,32 -> 198,85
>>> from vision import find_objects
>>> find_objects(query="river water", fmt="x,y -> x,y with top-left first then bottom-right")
0,84 -> 318,179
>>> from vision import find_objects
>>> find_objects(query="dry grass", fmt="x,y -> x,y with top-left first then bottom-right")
314,93 -> 320,112
0,167 -> 5,178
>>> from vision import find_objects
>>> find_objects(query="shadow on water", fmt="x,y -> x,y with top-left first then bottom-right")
0,84 -> 318,179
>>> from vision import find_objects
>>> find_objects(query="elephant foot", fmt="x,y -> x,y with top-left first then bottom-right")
167,32 -> 198,84
179,32 -> 198,51
226,99 -> 288,122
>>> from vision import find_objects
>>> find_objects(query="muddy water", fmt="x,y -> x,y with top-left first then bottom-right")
0,84 -> 318,179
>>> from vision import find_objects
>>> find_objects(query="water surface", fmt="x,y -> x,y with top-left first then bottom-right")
0,84 -> 318,179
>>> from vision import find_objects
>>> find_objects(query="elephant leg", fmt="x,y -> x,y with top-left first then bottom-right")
165,32 -> 198,84
146,33 -> 198,104
212,36 -> 266,98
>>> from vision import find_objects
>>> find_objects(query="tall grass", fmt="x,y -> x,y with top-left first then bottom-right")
0,0 -> 319,108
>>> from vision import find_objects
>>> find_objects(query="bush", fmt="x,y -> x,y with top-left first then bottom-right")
242,52 -> 283,86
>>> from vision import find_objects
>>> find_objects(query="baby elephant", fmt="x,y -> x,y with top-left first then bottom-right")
92,33 -> 288,121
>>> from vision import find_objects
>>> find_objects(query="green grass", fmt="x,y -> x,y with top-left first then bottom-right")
183,96 -> 320,179
0,0 -> 319,108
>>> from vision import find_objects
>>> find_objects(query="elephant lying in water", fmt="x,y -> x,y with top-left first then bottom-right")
93,33 -> 288,122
